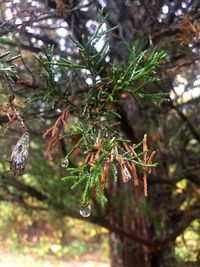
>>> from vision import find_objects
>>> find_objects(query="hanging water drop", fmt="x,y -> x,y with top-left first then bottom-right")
61,158 -> 69,168
80,204 -> 91,217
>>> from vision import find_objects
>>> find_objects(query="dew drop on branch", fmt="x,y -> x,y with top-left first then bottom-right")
80,204 -> 91,218
61,158 -> 69,168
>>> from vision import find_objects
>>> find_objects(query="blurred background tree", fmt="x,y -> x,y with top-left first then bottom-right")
0,1 -> 200,267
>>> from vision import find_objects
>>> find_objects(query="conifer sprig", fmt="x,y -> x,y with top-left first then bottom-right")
0,51 -> 21,102
40,11 -> 167,207
20,11 -> 167,208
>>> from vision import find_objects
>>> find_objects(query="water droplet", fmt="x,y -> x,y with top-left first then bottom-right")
61,158 -> 69,168
80,204 -> 91,217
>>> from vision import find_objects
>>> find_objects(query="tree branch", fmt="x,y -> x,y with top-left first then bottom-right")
0,173 -> 155,247
170,100 -> 200,143
163,200 -> 200,244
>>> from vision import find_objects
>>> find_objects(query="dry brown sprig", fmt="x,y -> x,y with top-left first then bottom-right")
43,107 -> 69,160
55,0 -> 69,18
100,163 -> 110,190
142,134 -> 156,196
177,14 -> 200,45
3,104 -> 27,134
77,134 -> 155,198
122,134 -> 156,196
122,142 -> 139,185
118,154 -> 132,183
125,160 -> 139,186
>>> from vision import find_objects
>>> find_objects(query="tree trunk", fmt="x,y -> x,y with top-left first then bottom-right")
109,218 -> 150,267
108,178 -> 170,267
109,227 -> 168,267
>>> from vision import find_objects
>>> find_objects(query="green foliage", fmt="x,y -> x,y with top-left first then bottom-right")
110,47 -> 167,103
61,122 -> 157,206
0,51 -> 20,75
28,11 -> 167,208
1,11 -> 167,209
0,51 -> 21,102
33,46 -> 62,102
